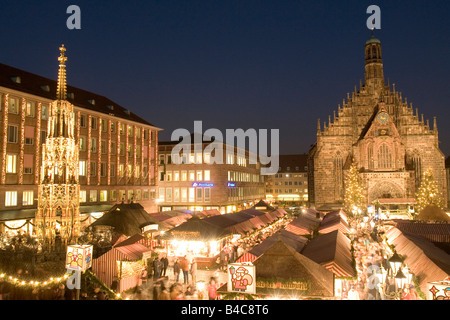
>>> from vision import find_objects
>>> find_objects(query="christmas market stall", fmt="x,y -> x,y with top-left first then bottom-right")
318,210 -> 350,235
384,226 -> 450,295
91,234 -> 151,293
219,239 -> 335,300
301,230 -> 356,297
284,212 -> 322,236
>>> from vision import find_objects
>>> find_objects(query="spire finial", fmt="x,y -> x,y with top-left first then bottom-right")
57,44 -> 68,100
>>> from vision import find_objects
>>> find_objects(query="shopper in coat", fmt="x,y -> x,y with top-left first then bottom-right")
180,256 -> 190,284
173,259 -> 181,282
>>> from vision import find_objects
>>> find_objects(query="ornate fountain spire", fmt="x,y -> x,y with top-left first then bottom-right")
56,45 -> 68,100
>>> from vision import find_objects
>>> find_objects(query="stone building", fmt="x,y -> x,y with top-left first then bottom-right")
308,34 -> 447,212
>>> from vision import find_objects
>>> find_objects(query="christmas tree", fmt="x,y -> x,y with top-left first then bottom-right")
344,160 -> 365,216
415,168 -> 445,214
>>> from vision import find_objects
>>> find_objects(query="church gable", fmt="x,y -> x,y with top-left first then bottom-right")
359,104 -> 401,142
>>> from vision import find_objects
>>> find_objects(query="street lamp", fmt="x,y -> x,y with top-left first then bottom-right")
388,252 -> 403,274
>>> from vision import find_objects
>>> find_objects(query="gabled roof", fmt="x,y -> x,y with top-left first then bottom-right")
253,240 -> 335,297
113,234 -> 151,260
0,62 -> 158,128
249,229 -> 308,257
301,230 -> 355,278
90,202 -> 159,237
416,204 -> 450,222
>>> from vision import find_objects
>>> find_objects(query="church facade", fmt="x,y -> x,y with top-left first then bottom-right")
308,34 -> 447,211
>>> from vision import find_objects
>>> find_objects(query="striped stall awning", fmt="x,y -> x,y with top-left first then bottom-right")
322,261 -> 354,278
235,252 -> 258,263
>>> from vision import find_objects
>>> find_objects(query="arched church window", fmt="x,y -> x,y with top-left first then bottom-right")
372,46 -> 377,58
412,155 -> 422,189
368,145 -> 374,170
334,154 -> 344,199
378,144 -> 392,169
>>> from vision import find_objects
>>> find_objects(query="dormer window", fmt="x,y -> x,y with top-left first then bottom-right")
67,92 -> 74,99
107,105 -> 114,110
11,76 -> 21,84
41,85 -> 50,92
88,99 -> 95,105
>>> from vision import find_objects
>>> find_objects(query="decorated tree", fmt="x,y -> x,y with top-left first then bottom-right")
344,160 -> 365,216
415,168 -> 445,214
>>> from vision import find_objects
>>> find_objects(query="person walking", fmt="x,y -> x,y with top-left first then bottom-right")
161,255 -> 169,277
152,256 -> 162,280
173,259 -> 181,282
190,259 -> 197,287
180,256 -> 190,285
157,281 -> 170,300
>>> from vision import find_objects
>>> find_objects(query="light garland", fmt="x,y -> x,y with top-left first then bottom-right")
0,272 -> 70,288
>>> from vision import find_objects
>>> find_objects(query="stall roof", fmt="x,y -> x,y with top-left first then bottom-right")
301,230 -> 355,278
252,200 -> 275,212
395,221 -> 450,243
253,240 -> 335,297
385,227 -> 450,293
90,202 -> 160,237
285,214 -> 321,236
249,229 -> 308,258
416,204 -> 450,222
318,210 -> 350,235
162,215 -> 230,241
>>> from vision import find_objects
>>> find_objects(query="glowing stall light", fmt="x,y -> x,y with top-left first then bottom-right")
66,244 -> 93,271
170,239 -> 221,257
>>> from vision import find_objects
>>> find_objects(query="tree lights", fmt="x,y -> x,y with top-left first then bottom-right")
415,168 -> 445,214
344,161 -> 365,216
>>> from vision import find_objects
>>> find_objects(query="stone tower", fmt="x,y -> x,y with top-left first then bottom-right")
35,45 -> 80,250
308,34 -> 447,212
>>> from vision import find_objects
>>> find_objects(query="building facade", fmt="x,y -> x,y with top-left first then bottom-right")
157,135 -> 265,213
0,48 -> 161,233
265,154 -> 308,206
308,34 -> 447,211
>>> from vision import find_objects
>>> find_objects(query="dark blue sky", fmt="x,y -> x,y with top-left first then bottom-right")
1,1 -> 449,155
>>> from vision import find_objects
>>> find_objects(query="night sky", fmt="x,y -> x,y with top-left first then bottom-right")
1,1 -> 449,155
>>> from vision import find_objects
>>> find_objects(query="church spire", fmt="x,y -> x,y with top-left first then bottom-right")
364,32 -> 384,91
56,45 -> 68,101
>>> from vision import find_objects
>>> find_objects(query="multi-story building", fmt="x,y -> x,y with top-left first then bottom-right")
0,49 -> 161,233
157,134 -> 265,213
308,34 -> 447,212
265,154 -> 308,206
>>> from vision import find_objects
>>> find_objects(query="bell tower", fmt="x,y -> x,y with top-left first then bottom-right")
364,31 -> 385,94
35,45 -> 80,250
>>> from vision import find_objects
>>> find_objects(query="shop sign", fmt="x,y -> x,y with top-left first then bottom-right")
227,263 -> 256,295
192,182 -> 214,187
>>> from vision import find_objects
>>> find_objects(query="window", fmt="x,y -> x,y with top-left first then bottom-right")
159,188 -> 165,201
174,171 -> 180,181
159,154 -> 165,165
120,143 -> 125,156
196,188 -> 203,202
101,140 -> 107,154
7,126 -> 18,143
101,163 -> 107,177
196,171 -> 203,181
136,128 -> 141,139
135,165 -> 140,178
90,138 -> 97,153
26,101 -> 35,117
8,97 -> 19,114
90,162 -> 97,177
204,170 -> 210,181
119,164 -> 125,177
189,188 -> 195,202
204,188 -> 211,202
127,164 -> 133,177
111,122 -> 116,134
41,131 -> 47,144
5,191 -> 17,206
150,189 -> 155,200
119,190 -> 126,202
136,145 -> 141,158
128,126 -> 133,137
89,190 -> 97,202
110,190 -> 117,201
128,190 -> 134,201
111,141 -> 116,155
91,117 -> 98,130
378,144 -> 392,169
135,189 -> 141,201
196,153 -> 202,164
41,104 -> 49,120
25,137 -> 34,145
128,145 -> 132,157
80,190 -> 87,203
166,188 -> 172,202
79,137 -> 86,151
22,191 -> 34,206
189,171 -> 195,181
79,161 -> 86,176
24,154 -> 33,174
144,129 -> 148,140
174,188 -> 180,202
181,171 -> 187,181
110,163 -> 116,177
204,152 -> 211,164
119,124 -> 125,135
181,188 -> 188,202
100,190 -> 108,202
80,115 -> 86,127
143,189 -> 149,200
166,171 -> 172,182
6,154 -> 17,173
101,119 -> 107,132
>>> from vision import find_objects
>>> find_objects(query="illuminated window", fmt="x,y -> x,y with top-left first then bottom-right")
196,171 -> 202,181
22,191 -> 34,206
80,114 -> 86,127
90,138 -> 97,153
128,190 -> 134,201
5,191 -> 17,206
135,189 -> 141,201
378,144 -> 392,169
189,188 -> 195,202
166,171 -> 172,181
26,101 -> 35,117
110,190 -> 117,201
174,171 -> 180,181
204,170 -> 210,181
101,119 -> 107,132
80,190 -> 87,203
89,190 -> 97,202
100,190 -> 108,202
79,137 -> 86,151
6,154 -> 17,173
119,190 -> 126,202
166,188 -> 172,202
143,189 -> 149,200
79,161 -> 86,176
128,126 -> 133,137
119,164 -> 125,177
7,125 -> 18,143
8,97 -> 19,114
196,188 -> 203,202
181,188 -> 187,202
204,152 -> 211,164
135,165 -> 140,178
100,163 -> 107,177
174,188 -> 180,202
196,153 -> 202,164
41,104 -> 49,120
181,171 -> 187,181
159,188 -> 165,201
189,171 -> 195,181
